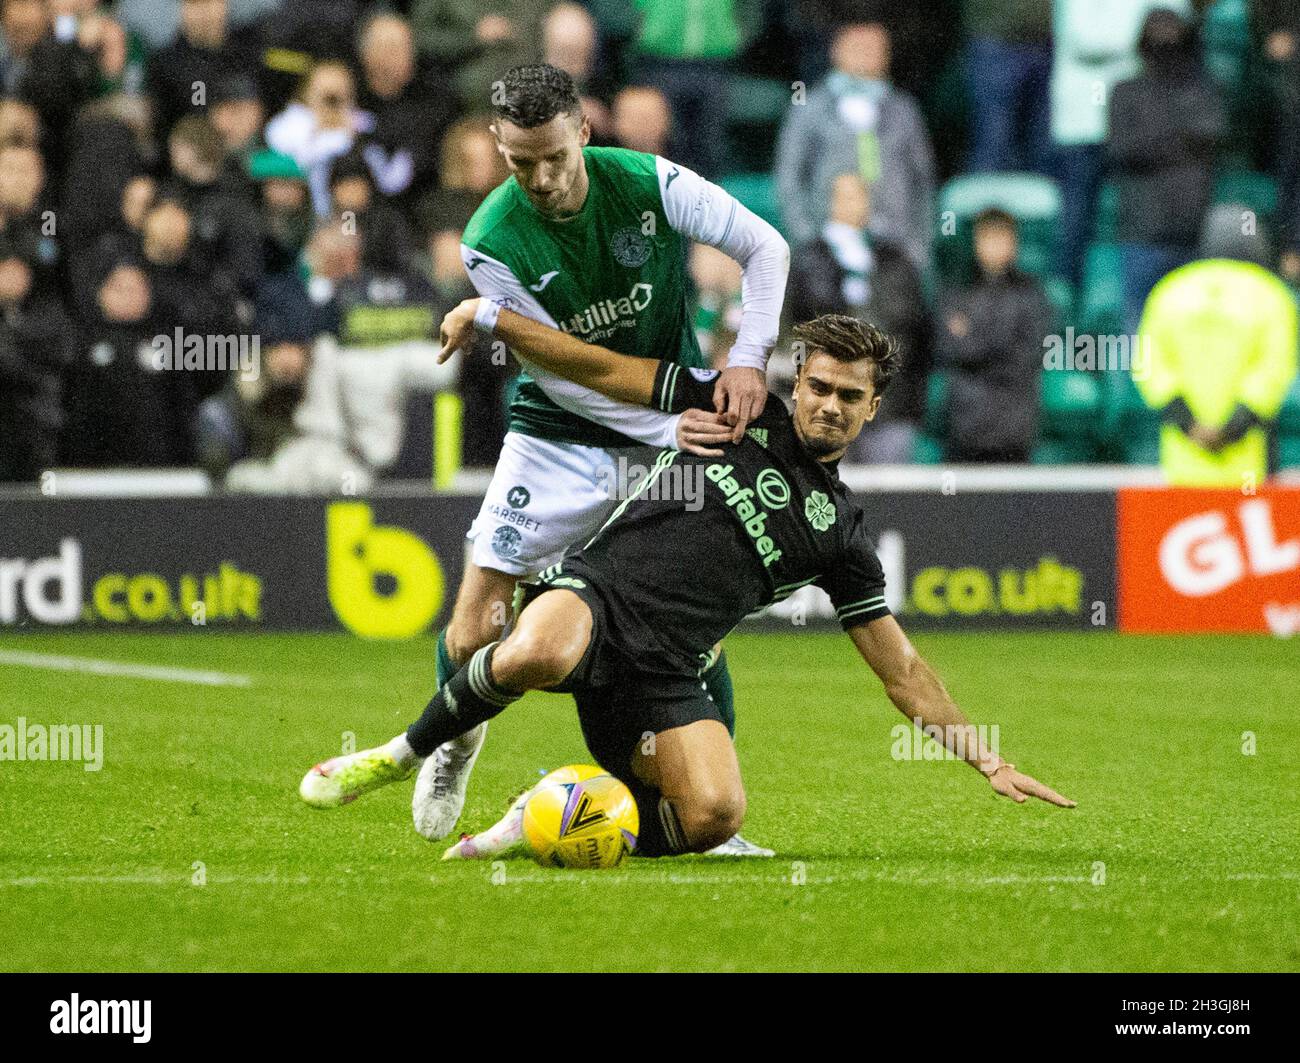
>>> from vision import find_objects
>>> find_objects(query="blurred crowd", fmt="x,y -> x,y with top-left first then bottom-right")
0,0 -> 1297,489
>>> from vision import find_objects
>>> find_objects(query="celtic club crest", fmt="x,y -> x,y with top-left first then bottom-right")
805,491 -> 836,532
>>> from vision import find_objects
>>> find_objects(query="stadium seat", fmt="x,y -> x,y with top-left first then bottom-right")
913,434 -> 945,464
926,52 -> 971,134
1030,438 -> 1095,464
727,75 -> 790,128
1097,369 -> 1162,464
1277,377 -> 1300,434
923,371 -> 949,439
1077,242 -> 1124,338
1094,181 -> 1119,244
941,172 -> 1061,221
935,173 -> 1061,283
718,172 -> 784,235
1203,0 -> 1251,95
1212,168 -> 1278,222
1039,368 -> 1101,443
1044,276 -> 1076,333
724,76 -> 790,172
1277,378 -> 1300,469
586,0 -> 639,39
1278,433 -> 1300,469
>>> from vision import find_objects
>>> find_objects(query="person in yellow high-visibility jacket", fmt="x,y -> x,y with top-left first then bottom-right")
1135,253 -> 1298,486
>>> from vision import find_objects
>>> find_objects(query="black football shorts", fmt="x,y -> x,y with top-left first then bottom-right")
515,568 -> 724,781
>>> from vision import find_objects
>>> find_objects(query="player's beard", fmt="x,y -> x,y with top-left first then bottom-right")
797,421 -> 847,459
528,188 -> 563,212
532,185 -> 580,219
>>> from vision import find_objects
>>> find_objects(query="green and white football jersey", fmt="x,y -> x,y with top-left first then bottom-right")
461,147 -> 712,448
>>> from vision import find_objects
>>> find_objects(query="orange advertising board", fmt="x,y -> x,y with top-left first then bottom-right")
1118,487 -> 1300,634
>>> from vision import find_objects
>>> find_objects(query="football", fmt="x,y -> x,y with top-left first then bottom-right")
522,767 -> 639,869
536,763 -> 606,787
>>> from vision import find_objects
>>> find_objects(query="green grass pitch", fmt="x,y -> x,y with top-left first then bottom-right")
0,630 -> 1296,972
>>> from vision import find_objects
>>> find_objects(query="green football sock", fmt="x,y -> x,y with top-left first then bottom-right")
703,650 -> 736,738
435,628 -> 461,689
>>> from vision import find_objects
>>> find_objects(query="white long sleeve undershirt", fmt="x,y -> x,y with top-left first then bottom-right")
654,155 -> 790,371
457,155 -> 789,447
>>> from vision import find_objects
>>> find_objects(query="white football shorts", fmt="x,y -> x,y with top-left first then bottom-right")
467,431 -> 661,576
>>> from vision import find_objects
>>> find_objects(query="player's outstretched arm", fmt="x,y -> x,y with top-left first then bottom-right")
438,296 -> 658,405
439,297 -> 737,456
848,615 -> 1076,808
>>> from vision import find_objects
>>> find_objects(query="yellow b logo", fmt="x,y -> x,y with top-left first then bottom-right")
326,502 -> 444,638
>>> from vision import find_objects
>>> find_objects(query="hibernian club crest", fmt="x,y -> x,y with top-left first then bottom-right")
610,226 -> 651,268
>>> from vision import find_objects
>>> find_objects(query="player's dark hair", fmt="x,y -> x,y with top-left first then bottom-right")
492,64 -> 581,128
791,314 -> 901,395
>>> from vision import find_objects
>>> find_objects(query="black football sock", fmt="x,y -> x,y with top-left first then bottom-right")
626,779 -> 690,858
406,643 -> 520,758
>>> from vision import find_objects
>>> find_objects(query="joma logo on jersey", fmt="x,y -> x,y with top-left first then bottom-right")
706,463 -> 784,568
557,283 -> 654,338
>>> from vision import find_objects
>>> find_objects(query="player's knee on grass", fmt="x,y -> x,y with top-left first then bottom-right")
676,785 -> 746,852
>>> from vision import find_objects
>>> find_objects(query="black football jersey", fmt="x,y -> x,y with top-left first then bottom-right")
547,363 -> 891,676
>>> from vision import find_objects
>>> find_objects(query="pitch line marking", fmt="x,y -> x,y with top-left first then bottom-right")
3,870 -> 1296,889
0,649 -> 253,688
0,873 -> 309,887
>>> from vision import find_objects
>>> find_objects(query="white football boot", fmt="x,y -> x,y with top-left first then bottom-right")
411,723 -> 488,841
440,782 -> 535,860
704,833 -> 775,857
299,744 -> 413,808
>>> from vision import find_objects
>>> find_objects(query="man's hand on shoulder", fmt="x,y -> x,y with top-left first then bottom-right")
713,365 -> 767,442
676,407 -> 737,457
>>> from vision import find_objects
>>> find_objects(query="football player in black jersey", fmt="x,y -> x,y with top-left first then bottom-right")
299,302 -> 1075,858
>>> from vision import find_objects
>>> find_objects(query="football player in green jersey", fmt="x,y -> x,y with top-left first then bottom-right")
414,66 -> 790,854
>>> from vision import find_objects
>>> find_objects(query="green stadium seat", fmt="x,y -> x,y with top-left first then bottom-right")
1040,368 -> 1101,441
1031,439 -> 1095,464
1212,169 -> 1278,221
941,172 -> 1061,220
1277,377 -> 1300,470
936,173 -> 1061,283
1278,377 -> 1300,434
912,434 -> 945,464
1097,368 -> 1162,463
717,172 -> 784,235
1203,0 -> 1250,93
723,76 -> 790,171
923,371 -> 949,439
1077,242 -> 1124,337
727,75 -> 790,128
1124,437 -> 1161,465
1096,366 -> 1131,442
586,0 -> 638,38
926,51 -> 970,128
1094,181 -> 1119,244
1044,276 -> 1076,333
